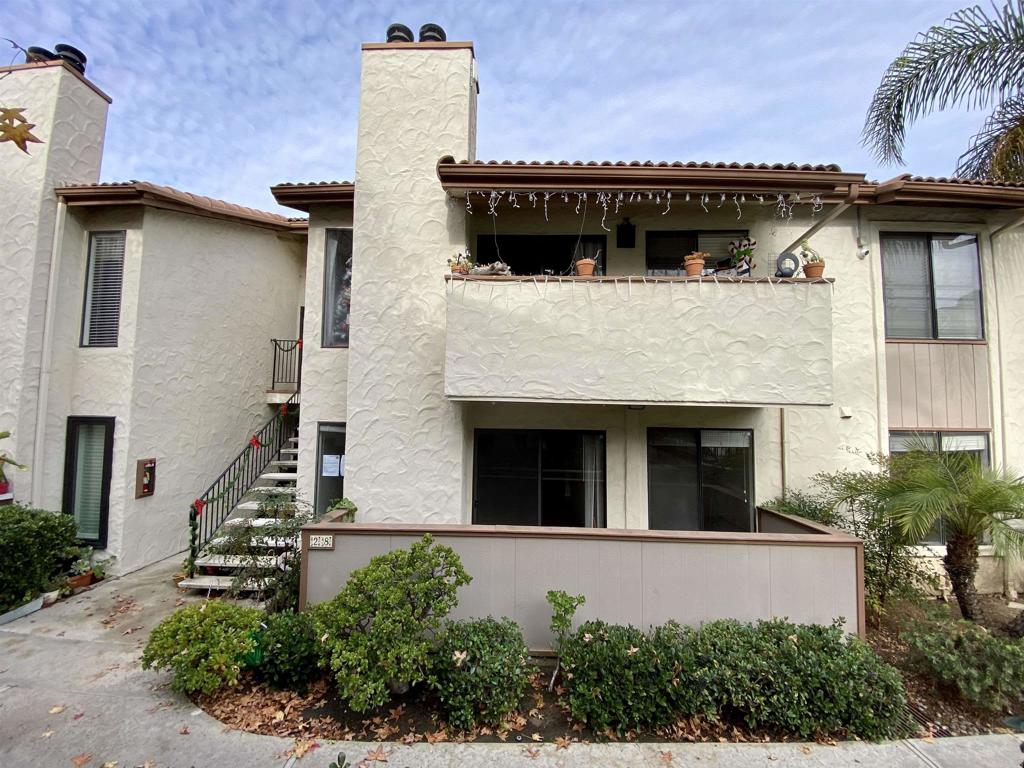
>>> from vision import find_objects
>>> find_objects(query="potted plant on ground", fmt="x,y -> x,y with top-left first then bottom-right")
0,430 -> 26,501
800,241 -> 825,279
684,251 -> 709,277
68,548 -> 96,589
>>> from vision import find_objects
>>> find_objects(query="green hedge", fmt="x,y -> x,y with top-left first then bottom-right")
428,617 -> 531,730
561,618 -> 909,740
0,505 -> 79,614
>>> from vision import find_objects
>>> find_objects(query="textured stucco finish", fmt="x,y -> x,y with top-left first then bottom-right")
445,278 -> 833,405
296,206 -> 352,508
0,65 -> 107,500
344,46 -> 476,523
33,206 -> 304,571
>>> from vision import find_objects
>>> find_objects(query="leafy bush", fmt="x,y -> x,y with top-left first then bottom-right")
142,601 -> 263,694
0,504 -> 79,613
560,620 -> 674,734
692,619 -> 908,740
258,610 -> 320,691
313,535 -> 471,711
560,618 -> 908,740
428,617 -> 531,730
546,590 -> 585,652
904,617 -> 1024,710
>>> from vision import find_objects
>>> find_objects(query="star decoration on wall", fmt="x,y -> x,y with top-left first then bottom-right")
0,107 -> 43,154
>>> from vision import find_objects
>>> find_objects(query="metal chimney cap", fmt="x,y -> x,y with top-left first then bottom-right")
386,23 -> 414,43
54,43 -> 87,74
419,23 -> 446,42
25,46 -> 58,63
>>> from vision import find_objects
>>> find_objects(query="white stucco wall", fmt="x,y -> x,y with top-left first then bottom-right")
345,45 -> 477,522
297,206 -> 353,508
0,64 -> 107,501
36,206 -> 305,571
445,277 -> 833,406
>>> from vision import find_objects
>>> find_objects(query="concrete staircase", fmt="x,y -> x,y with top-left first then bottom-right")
179,436 -> 300,595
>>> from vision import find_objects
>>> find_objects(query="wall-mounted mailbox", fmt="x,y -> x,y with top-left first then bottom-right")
136,458 -> 156,498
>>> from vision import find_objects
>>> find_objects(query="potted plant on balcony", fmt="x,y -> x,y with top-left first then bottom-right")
0,430 -> 26,501
684,251 -> 709,277
728,238 -> 757,275
800,241 -> 825,279
574,252 -> 598,277
447,252 -> 474,275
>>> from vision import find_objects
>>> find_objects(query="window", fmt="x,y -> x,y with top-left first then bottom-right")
475,234 -> 606,275
646,231 -> 747,275
647,428 -> 754,532
473,429 -> 606,527
889,430 -> 990,544
880,233 -> 983,339
314,423 -> 346,517
323,229 -> 353,347
62,416 -> 114,547
81,231 -> 125,347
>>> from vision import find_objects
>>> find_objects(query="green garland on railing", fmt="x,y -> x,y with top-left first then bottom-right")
186,403 -> 292,578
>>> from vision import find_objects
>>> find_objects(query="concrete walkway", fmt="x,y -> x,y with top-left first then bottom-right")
0,556 -> 1020,768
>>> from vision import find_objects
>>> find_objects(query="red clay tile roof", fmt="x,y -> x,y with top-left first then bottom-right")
56,181 -> 307,230
452,159 -> 846,172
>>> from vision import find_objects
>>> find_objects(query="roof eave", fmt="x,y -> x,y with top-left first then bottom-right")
270,183 -> 356,212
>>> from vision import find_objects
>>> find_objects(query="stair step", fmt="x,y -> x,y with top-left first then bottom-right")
223,517 -> 285,528
246,486 -> 298,496
260,472 -> 297,482
279,448 -> 299,455
194,554 -> 279,570
208,535 -> 294,550
288,437 -> 299,444
235,500 -> 294,514
178,574 -> 268,592
269,459 -> 298,467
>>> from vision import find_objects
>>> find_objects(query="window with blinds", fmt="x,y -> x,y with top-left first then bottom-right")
63,417 -> 114,547
81,231 -> 126,347
645,230 -> 747,275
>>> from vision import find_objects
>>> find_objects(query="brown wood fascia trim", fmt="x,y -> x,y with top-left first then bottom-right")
299,522 -> 862,547
270,184 -> 355,212
362,41 -> 474,54
758,507 -> 851,537
437,161 -> 865,195
0,59 -> 112,103
446,274 -> 835,285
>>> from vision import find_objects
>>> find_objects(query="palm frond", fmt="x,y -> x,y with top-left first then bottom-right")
956,95 -> 1024,178
862,1 -> 1024,165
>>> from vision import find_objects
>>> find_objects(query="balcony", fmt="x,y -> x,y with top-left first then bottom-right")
444,275 -> 833,407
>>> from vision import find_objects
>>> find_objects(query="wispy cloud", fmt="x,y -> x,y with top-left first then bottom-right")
0,0 -> 987,213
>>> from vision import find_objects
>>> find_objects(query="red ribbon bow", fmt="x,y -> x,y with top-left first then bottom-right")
193,499 -> 206,516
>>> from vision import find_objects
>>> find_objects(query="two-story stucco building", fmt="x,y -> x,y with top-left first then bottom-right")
4,31 -> 1024,639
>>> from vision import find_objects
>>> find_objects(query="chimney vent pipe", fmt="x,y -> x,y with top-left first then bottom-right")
386,24 -> 414,43
419,23 -> 446,42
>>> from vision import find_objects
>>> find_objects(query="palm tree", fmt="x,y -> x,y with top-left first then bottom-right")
862,1 -> 1024,180
883,448 -> 1024,621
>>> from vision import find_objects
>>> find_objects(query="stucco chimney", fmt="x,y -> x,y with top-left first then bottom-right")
0,60 -> 110,502
344,35 -> 477,522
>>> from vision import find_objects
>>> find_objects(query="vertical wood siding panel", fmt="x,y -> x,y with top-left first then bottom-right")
944,345 -> 963,427
959,345 -> 977,430
885,343 -> 903,429
928,344 -> 948,428
974,345 -> 991,428
913,344 -> 933,428
898,345 -> 918,428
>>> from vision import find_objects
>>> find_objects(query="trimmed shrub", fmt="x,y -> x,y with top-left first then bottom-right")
560,618 -> 908,740
904,617 -> 1024,710
429,617 -> 531,730
313,534 -> 471,712
258,610 -> 319,692
0,504 -> 79,613
142,601 -> 263,694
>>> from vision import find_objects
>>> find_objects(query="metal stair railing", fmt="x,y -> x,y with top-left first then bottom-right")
270,338 -> 302,391
187,393 -> 298,577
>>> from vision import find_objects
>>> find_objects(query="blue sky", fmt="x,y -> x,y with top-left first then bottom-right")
1,0 -> 988,214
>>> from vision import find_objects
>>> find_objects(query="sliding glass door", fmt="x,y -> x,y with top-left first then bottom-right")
473,429 -> 606,527
62,417 -> 114,547
647,428 -> 753,532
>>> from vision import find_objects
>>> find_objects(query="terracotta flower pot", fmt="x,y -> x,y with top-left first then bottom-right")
803,261 -> 825,279
575,258 -> 596,276
684,259 -> 705,277
68,573 -> 94,590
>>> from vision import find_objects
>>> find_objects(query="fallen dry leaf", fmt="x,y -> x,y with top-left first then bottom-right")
401,731 -> 422,745
800,745 -> 812,754
290,739 -> 320,758
363,746 -> 390,762
424,730 -> 447,744
178,726 -> 190,735
121,626 -> 143,636
73,713 -> 85,721
49,705 -> 66,715
660,751 -> 674,763
523,747 -> 541,759
71,754 -> 92,767
554,736 -> 571,750
100,762 -> 117,768
41,730 -> 54,739
530,732 -> 543,742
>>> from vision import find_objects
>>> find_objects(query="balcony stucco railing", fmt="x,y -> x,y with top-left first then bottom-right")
443,275 -> 834,407
299,510 -> 864,651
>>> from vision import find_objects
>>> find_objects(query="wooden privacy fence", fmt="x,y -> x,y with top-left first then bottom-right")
300,510 -> 864,652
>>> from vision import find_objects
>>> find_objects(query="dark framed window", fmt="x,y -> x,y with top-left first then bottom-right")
81,231 -> 125,347
646,230 -> 747,275
475,234 -> 606,275
473,429 -> 606,527
323,229 -> 353,347
647,428 -> 754,532
315,423 -> 346,517
880,233 -> 983,340
62,416 -> 115,547
889,430 -> 990,544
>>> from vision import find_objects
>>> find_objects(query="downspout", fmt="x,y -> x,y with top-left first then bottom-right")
31,198 -> 68,504
779,407 -> 787,500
